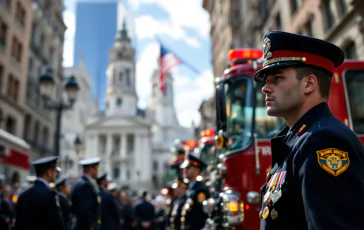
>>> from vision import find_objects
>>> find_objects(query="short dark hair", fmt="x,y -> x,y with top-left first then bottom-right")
35,167 -> 49,177
295,65 -> 332,99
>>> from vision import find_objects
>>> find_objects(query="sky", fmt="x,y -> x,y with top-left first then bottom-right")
62,0 -> 214,128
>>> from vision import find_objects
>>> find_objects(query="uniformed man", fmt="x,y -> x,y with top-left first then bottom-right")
179,154 -> 210,230
70,157 -> 102,230
97,172 -> 121,230
254,31 -> 364,229
133,191 -> 155,230
168,176 -> 188,230
55,177 -> 72,229
15,156 -> 64,230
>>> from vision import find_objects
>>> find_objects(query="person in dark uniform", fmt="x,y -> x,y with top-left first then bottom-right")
15,156 -> 64,230
97,172 -> 121,230
119,188 -> 135,230
133,191 -> 155,230
254,31 -> 364,230
179,154 -> 210,230
168,176 -> 188,230
55,177 -> 72,230
71,157 -> 102,230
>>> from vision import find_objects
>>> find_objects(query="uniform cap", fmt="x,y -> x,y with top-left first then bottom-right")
254,31 -> 345,82
180,154 -> 207,169
96,172 -> 107,184
32,156 -> 61,172
55,177 -> 67,189
79,157 -> 100,168
171,176 -> 189,189
26,175 -> 37,183
107,182 -> 117,192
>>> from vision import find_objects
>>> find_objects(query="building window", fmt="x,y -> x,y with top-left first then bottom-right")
5,116 -> 16,135
275,13 -> 281,30
15,1 -> 26,27
323,0 -> 334,31
11,37 -> 22,63
31,23 -> 36,43
6,74 -> 19,101
23,114 -> 31,140
125,69 -> 130,86
337,0 -> 347,15
290,0 -> 298,14
42,127 -> 49,146
0,64 -> 3,94
119,72 -> 123,82
0,19 -> 8,48
344,41 -> 357,60
33,121 -> 40,145
126,134 -> 134,153
153,160 -> 159,171
116,98 -> 122,107
3,0 -> 11,9
113,167 -> 120,179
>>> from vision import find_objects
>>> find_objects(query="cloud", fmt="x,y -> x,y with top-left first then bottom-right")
135,43 -> 214,127
134,15 -> 201,48
63,9 -> 76,67
129,0 -> 210,39
135,42 -> 160,108
173,69 -> 214,127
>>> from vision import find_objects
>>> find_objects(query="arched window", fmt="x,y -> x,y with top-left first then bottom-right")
116,98 -> 122,107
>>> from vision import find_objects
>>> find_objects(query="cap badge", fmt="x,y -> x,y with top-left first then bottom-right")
263,37 -> 272,61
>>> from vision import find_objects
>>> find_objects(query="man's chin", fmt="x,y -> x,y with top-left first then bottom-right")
266,107 -> 281,117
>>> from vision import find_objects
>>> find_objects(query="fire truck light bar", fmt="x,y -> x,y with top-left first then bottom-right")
228,49 -> 263,63
201,128 -> 215,137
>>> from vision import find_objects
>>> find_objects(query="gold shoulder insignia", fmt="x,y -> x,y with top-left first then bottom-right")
316,148 -> 350,177
197,192 -> 206,203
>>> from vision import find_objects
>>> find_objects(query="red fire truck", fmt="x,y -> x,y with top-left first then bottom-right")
0,129 -> 31,185
203,48 -> 364,229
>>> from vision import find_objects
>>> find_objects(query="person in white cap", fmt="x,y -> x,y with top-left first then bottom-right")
70,157 -> 102,230
15,156 -> 63,230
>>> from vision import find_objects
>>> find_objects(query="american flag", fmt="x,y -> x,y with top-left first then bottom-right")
159,45 -> 181,92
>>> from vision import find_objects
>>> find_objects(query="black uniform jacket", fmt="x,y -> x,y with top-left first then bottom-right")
169,194 -> 187,230
181,181 -> 210,230
99,188 -> 120,230
71,175 -> 101,230
15,179 -> 64,230
58,192 -> 72,229
260,102 -> 364,230
134,199 -> 155,230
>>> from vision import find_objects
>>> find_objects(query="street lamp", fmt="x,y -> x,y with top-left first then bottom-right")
74,135 -> 82,154
39,67 -> 80,157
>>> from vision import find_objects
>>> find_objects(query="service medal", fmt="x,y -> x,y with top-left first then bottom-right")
272,171 -> 286,204
271,208 -> 278,220
262,206 -> 270,219
259,210 -> 263,219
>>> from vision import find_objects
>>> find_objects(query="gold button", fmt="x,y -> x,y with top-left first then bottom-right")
97,219 -> 101,224
180,217 -> 185,222
259,210 -> 263,219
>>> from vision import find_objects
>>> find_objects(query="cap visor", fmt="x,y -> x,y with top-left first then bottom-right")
254,61 -> 304,82
180,161 -> 190,169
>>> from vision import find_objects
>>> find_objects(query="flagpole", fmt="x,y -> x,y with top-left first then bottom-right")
155,35 -> 201,76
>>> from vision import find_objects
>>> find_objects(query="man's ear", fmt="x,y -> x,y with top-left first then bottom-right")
303,74 -> 317,94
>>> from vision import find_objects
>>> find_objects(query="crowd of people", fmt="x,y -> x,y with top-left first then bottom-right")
0,153 -> 210,230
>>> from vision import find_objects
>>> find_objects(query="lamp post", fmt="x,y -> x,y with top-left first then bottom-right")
38,67 -> 80,157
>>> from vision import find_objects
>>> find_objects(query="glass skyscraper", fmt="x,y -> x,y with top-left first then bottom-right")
73,1 -> 135,109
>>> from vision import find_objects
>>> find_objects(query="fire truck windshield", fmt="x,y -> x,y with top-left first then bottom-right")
195,144 -> 215,166
345,69 -> 364,134
225,77 -> 254,151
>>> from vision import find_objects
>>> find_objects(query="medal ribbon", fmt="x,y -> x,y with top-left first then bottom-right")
268,173 -> 278,191
276,171 -> 285,191
279,171 -> 287,189
272,172 -> 281,192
